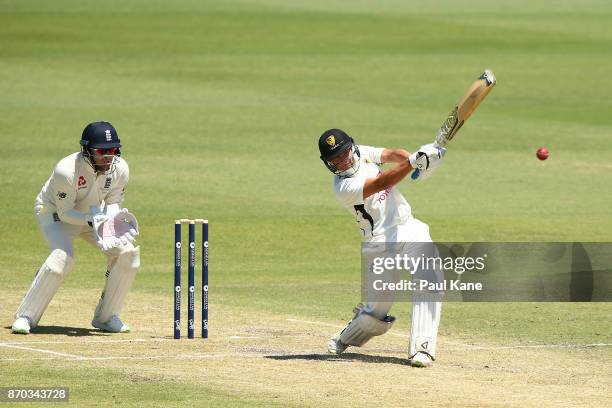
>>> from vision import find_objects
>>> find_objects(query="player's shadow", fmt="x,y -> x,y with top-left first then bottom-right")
266,353 -> 409,365
4,325 -> 109,337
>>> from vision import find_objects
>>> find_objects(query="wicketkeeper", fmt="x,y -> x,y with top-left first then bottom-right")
11,121 -> 140,334
318,128 -> 444,367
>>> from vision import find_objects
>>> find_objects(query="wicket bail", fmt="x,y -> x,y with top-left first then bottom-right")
174,219 -> 209,339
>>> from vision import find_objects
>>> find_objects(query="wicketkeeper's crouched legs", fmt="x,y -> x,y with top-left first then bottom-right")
93,243 -> 140,328
15,249 -> 74,328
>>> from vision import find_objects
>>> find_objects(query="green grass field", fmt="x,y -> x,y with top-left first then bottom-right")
1,1 -> 611,406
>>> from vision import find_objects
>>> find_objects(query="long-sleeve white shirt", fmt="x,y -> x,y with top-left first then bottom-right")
34,152 -> 129,225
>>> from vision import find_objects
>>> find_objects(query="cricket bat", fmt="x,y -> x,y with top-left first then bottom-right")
412,69 -> 496,179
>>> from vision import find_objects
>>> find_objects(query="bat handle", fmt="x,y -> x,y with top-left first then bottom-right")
411,140 -> 443,181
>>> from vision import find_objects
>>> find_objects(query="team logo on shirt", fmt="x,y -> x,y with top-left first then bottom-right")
57,191 -> 67,199
78,176 -> 87,189
104,177 -> 112,189
326,135 -> 335,146
105,129 -> 112,141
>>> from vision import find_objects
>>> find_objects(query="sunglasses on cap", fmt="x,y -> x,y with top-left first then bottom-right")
93,147 -> 118,155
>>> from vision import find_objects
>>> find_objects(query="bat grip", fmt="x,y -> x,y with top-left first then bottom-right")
411,140 -> 444,181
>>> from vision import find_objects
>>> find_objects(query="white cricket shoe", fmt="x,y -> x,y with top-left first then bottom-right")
92,315 -> 130,333
11,317 -> 31,334
410,351 -> 434,367
327,331 -> 349,355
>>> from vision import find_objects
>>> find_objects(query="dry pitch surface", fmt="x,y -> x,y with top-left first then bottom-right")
2,1 -> 612,406
1,292 -> 611,407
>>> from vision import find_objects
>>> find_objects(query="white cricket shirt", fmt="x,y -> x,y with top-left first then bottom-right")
34,152 -> 129,225
333,145 -> 412,239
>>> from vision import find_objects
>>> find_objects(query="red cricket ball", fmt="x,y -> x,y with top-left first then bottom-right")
536,147 -> 549,161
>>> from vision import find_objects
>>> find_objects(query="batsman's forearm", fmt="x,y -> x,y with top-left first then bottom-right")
363,161 -> 413,198
381,148 -> 410,164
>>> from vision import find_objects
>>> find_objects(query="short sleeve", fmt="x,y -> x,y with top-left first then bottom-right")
358,145 -> 384,164
334,176 -> 365,207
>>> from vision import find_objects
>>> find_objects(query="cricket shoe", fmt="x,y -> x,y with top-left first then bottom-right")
409,351 -> 434,368
327,331 -> 349,355
11,317 -> 31,334
92,315 -> 130,333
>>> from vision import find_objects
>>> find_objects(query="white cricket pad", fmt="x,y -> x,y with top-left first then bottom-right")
15,249 -> 74,327
94,245 -> 140,322
409,300 -> 441,359
339,312 -> 396,347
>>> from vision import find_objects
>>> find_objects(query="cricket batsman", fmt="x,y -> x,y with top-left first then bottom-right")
11,121 -> 140,334
318,128 -> 444,367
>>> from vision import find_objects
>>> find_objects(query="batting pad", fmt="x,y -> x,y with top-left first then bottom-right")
16,249 -> 74,327
94,245 -> 140,322
409,299 -> 441,359
339,312 -> 396,347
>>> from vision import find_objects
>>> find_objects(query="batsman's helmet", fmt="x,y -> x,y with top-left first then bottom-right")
318,128 -> 360,177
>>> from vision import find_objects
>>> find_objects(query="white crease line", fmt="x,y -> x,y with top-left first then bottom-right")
287,318 -> 343,329
0,343 -> 85,360
0,336 -> 259,346
467,343 -> 612,350
0,352 -> 265,362
0,357 -> 59,361
286,318 -> 612,351
76,353 -> 264,361
287,318 -> 408,339
0,338 -> 160,346
287,318 -> 466,346
228,336 -> 260,339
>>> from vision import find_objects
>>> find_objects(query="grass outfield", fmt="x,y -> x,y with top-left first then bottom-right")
1,0 -> 611,406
